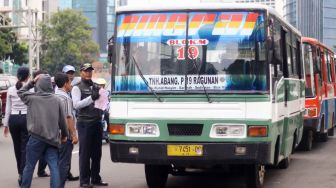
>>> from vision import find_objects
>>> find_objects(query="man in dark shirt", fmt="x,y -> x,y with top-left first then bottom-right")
72,63 -> 108,188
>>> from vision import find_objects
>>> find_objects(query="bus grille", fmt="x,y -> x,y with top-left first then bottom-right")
168,124 -> 203,136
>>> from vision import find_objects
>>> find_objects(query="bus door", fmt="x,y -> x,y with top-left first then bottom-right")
280,26 -> 292,156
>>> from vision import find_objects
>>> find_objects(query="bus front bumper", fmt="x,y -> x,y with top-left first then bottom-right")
110,141 -> 272,165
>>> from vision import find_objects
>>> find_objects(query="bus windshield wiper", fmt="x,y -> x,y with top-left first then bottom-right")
131,55 -> 162,102
190,58 -> 212,103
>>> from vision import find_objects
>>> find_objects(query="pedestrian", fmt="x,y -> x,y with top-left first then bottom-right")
72,63 -> 108,188
94,78 -> 110,142
62,65 -> 76,82
18,74 -> 68,188
54,72 -> 79,188
61,65 -> 80,181
3,67 -> 30,186
32,70 -> 50,178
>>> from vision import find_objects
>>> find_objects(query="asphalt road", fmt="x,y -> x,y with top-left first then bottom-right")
1,126 -> 336,188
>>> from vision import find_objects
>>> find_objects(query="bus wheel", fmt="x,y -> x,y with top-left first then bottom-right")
245,164 -> 265,188
328,127 -> 334,136
319,117 -> 328,142
298,130 -> 313,151
277,155 -> 290,169
319,132 -> 328,142
145,165 -> 169,188
328,116 -> 334,136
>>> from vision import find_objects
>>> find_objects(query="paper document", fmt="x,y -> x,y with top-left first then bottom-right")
94,88 -> 109,111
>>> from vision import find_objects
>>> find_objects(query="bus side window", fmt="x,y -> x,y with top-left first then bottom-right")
331,53 -> 336,83
296,39 -> 303,79
285,30 -> 293,77
281,27 -> 289,78
291,33 -> 298,78
313,47 -> 323,86
330,53 -> 334,83
271,18 -> 283,78
326,51 -> 332,83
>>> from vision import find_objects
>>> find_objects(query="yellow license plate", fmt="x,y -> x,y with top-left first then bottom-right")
167,145 -> 203,156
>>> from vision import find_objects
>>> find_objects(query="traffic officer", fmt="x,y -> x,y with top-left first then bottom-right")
71,63 -> 108,188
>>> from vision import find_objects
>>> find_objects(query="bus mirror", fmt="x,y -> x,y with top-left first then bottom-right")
108,36 -> 115,64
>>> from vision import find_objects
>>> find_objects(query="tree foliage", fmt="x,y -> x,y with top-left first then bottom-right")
39,9 -> 99,74
0,26 -> 28,65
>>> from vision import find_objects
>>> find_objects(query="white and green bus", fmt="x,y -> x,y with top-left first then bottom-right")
108,3 -> 305,188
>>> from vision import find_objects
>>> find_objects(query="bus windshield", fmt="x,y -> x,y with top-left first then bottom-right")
113,11 -> 267,93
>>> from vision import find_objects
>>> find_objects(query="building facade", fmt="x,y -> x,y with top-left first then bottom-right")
284,0 -> 336,50
0,0 -> 57,39
72,0 -> 115,54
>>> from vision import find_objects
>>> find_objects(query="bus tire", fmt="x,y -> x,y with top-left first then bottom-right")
291,132 -> 297,154
319,133 -> 328,142
245,164 -> 265,188
273,137 -> 280,165
298,129 -> 313,151
319,116 -> 328,142
145,165 -> 169,188
328,127 -> 334,136
277,156 -> 290,169
328,116 -> 334,136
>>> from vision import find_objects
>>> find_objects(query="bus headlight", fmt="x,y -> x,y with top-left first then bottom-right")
210,124 -> 246,138
126,123 -> 160,137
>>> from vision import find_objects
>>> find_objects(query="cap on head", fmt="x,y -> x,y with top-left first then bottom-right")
62,65 -> 75,73
80,63 -> 94,71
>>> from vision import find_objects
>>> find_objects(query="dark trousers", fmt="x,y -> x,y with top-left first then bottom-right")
59,140 -> 73,188
8,114 -> 28,175
77,121 -> 102,185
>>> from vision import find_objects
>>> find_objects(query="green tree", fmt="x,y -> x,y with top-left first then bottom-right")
39,9 -> 99,74
0,26 -> 28,65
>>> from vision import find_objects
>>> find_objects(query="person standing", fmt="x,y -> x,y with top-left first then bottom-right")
32,70 -> 50,178
72,63 -> 108,188
19,74 -> 68,188
3,67 -> 30,186
61,65 -> 80,181
62,65 -> 76,83
54,73 -> 79,188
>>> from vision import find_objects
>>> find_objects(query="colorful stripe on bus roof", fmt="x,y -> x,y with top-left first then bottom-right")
117,12 -> 260,39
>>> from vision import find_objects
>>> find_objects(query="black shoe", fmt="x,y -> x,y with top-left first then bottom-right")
67,173 -> 79,181
18,175 -> 22,186
80,183 -> 93,188
37,171 -> 50,177
92,180 -> 108,186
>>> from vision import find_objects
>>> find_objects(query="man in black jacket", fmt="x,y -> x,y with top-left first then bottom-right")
71,63 -> 108,188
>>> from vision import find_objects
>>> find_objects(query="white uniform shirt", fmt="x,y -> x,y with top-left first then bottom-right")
3,85 -> 28,127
